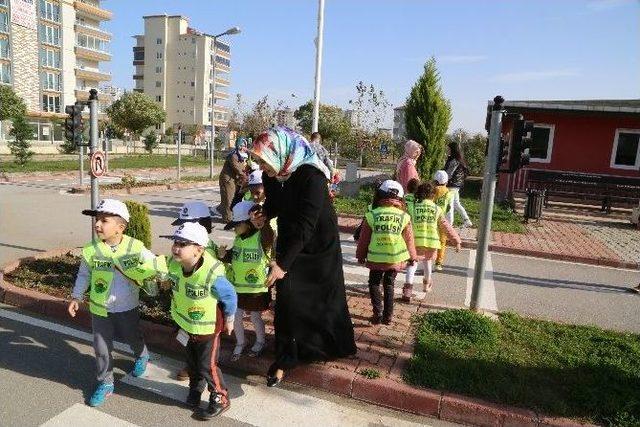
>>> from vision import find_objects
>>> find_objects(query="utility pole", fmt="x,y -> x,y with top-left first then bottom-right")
469,96 -> 504,311
89,89 -> 99,240
177,124 -> 182,182
311,0 -> 325,133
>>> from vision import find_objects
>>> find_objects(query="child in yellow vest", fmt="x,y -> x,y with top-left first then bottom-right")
405,182 -> 461,296
159,223 -> 237,420
403,178 -> 420,214
67,199 -> 160,407
218,200 -> 274,361
356,180 -> 418,324
433,170 -> 455,270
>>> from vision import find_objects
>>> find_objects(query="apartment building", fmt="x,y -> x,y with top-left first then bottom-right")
133,15 -> 231,142
0,0 -> 112,144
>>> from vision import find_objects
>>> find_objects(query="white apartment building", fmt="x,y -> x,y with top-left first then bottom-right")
393,105 -> 406,143
0,0 -> 112,145
133,15 -> 231,142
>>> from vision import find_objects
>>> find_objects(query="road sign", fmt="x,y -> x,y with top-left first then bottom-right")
380,143 -> 389,156
90,150 -> 106,177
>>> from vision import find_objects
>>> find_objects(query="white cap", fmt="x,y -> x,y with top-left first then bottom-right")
82,199 -> 130,222
248,170 -> 263,186
434,170 -> 449,185
224,200 -> 256,230
379,179 -> 404,198
161,222 -> 209,247
172,201 -> 211,225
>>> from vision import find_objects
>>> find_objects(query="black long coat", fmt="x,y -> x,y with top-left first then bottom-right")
263,165 -> 357,369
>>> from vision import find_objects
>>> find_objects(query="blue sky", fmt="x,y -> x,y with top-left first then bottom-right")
105,0 -> 639,133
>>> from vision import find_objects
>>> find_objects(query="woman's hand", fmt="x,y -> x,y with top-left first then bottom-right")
265,261 -> 286,287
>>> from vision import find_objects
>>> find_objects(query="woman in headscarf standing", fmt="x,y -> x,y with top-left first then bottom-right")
396,140 -> 422,192
250,127 -> 357,387
216,137 -> 249,222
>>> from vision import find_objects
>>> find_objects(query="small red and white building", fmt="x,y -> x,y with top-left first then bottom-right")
494,99 -> 640,206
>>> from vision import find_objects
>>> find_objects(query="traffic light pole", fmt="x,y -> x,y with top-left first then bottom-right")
89,89 -> 99,240
79,145 -> 84,187
469,95 -> 504,312
177,125 -> 182,182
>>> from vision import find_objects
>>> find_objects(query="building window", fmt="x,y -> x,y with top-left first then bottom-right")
156,95 -> 162,102
39,23 -> 60,46
190,81 -> 194,87
40,47 -> 61,68
610,129 -> 640,169
156,38 -> 162,44
133,50 -> 144,61
0,61 -> 10,83
76,34 -> 108,52
0,0 -> 7,6
41,71 -> 60,91
155,66 -> 162,73
42,94 -> 61,113
0,11 -> 8,33
528,124 -> 555,163
0,38 -> 9,59
39,0 -> 60,22
155,81 -> 161,88
156,52 -> 162,59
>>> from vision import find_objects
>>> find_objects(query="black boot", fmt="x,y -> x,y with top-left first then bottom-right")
382,274 -> 396,324
368,283 -> 383,324
185,388 -> 202,409
196,393 -> 230,420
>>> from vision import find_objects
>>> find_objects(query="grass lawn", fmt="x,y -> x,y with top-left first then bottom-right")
334,179 -> 525,233
0,154 -> 218,173
405,310 -> 640,426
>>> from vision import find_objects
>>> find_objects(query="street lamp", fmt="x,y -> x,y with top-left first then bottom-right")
205,26 -> 241,179
311,0 -> 325,133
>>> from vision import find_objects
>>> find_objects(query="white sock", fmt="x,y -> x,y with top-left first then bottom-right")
405,263 -> 418,284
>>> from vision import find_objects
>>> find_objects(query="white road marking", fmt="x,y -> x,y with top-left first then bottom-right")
464,250 -> 498,311
40,403 -> 138,427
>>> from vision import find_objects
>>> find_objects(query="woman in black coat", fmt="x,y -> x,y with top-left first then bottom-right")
250,127 -> 357,387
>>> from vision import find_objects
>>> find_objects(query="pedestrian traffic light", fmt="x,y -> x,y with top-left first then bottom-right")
509,116 -> 534,172
64,103 -> 85,145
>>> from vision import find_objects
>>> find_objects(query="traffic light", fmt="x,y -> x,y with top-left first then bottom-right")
509,116 -> 534,172
64,103 -> 84,145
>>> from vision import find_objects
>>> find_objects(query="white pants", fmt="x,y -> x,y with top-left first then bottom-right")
405,260 -> 433,285
447,187 -> 470,224
234,309 -> 265,350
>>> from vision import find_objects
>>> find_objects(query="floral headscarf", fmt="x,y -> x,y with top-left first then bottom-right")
250,127 -> 330,180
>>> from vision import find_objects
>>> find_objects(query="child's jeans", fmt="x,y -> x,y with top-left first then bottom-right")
234,309 -> 266,349
368,269 -> 397,320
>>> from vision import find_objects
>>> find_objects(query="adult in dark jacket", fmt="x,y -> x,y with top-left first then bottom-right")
250,127 -> 357,387
216,138 -> 248,222
443,141 -> 472,227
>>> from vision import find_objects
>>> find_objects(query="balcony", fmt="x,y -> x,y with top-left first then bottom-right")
213,104 -> 229,114
75,45 -> 111,61
214,90 -> 229,100
75,66 -> 111,81
74,21 -> 112,40
74,0 -> 112,21
214,76 -> 230,87
214,62 -> 230,73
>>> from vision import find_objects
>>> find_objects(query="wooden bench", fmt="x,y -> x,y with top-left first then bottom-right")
525,170 -> 640,213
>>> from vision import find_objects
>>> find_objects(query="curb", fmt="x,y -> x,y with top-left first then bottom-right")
69,180 -> 216,196
337,217 -> 640,270
1,249 -> 599,427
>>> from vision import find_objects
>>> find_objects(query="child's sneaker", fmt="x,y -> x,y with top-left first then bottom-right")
196,393 -> 230,420
401,283 -> 412,303
186,389 -> 202,409
434,263 -> 443,271
370,314 -> 382,325
230,344 -> 244,362
88,382 -> 114,407
131,355 -> 149,377
248,341 -> 265,357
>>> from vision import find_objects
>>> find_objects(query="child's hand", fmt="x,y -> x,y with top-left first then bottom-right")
217,245 -> 227,259
67,299 -> 80,318
224,319 -> 234,336
455,242 -> 462,253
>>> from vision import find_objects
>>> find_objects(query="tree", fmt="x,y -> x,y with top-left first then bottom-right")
241,96 -> 275,139
8,113 -> 34,166
347,81 -> 391,166
294,101 -> 352,149
404,57 -> 452,179
106,92 -> 166,141
0,86 -> 26,121
124,200 -> 152,249
143,130 -> 159,153
185,124 -> 205,144
447,128 -> 486,177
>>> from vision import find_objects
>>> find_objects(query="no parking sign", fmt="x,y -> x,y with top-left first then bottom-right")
90,151 -> 106,177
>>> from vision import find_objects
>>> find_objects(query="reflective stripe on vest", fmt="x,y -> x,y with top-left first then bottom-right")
364,206 -> 410,264
230,231 -> 269,294
168,252 -> 225,335
81,235 -> 145,317
412,199 -> 442,249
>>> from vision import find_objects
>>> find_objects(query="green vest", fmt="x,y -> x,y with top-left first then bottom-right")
229,231 -> 270,294
404,194 -> 415,216
81,235 -> 154,317
364,206 -> 410,264
167,252 -> 226,335
243,191 -> 252,201
434,189 -> 453,214
412,199 -> 443,249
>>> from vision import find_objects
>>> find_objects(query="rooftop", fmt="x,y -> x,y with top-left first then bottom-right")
489,99 -> 640,114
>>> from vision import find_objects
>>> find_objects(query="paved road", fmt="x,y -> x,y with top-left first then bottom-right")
1,180 -> 639,333
0,304 -> 456,427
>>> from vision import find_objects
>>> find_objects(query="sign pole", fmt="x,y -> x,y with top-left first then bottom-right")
177,124 -> 182,182
89,89 -> 99,240
79,145 -> 84,187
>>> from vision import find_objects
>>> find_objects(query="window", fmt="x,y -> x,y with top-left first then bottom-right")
76,34 -> 108,52
190,81 -> 194,87
155,66 -> 162,73
41,71 -> 60,91
156,95 -> 162,102
529,124 -> 555,163
42,94 -> 61,113
156,38 -> 162,44
39,0 -> 61,22
0,61 -> 10,83
133,50 -> 144,61
0,11 -> 7,33
155,81 -> 161,88
611,129 -> 640,169
0,38 -> 9,59
156,52 -> 162,59
40,47 -> 61,68
39,23 -> 60,45
0,0 -> 7,6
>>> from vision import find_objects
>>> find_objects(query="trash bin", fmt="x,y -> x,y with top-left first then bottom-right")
524,189 -> 545,222
345,161 -> 358,182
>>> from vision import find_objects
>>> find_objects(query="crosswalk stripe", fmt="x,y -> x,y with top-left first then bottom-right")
40,403 -> 138,427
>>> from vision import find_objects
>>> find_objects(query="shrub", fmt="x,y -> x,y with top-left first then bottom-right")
124,200 -> 152,249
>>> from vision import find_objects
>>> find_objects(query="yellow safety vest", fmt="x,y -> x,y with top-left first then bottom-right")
167,252 -> 226,335
364,206 -> 410,264
81,235 -> 156,317
434,189 -> 453,214
229,231 -> 270,294
412,199 -> 443,249
404,194 -> 415,215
